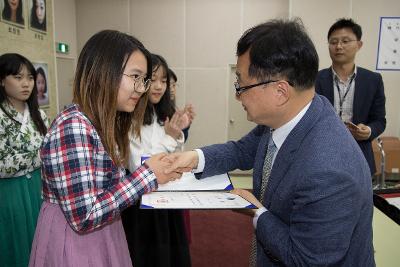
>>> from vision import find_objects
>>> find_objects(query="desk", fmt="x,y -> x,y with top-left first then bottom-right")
373,207 -> 400,267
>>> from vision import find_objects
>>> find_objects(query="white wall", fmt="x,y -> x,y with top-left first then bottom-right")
76,0 -> 130,52
54,0 -> 77,59
53,0 -> 77,112
69,0 -> 400,150
74,0 -> 290,149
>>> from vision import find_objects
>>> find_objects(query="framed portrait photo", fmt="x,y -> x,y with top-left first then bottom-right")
33,62 -> 49,107
29,0 -> 46,33
0,0 -> 26,28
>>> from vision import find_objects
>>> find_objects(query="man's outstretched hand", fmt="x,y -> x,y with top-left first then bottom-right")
164,151 -> 199,175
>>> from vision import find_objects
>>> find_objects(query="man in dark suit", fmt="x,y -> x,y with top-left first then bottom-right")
166,19 -> 375,266
315,18 -> 386,175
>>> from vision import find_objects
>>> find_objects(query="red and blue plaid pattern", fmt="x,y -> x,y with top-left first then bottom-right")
40,104 -> 157,233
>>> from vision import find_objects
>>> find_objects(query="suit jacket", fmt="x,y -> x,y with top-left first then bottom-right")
315,67 -> 386,174
197,95 -> 375,266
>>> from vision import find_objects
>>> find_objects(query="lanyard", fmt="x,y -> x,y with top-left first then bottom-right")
335,75 -> 355,118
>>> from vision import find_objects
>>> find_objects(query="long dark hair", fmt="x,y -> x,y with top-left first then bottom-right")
30,0 -> 46,31
0,53 -> 47,135
2,0 -> 24,24
168,68 -> 177,106
73,30 -> 152,166
143,54 -> 175,125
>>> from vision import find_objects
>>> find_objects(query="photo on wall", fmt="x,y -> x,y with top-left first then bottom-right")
0,0 -> 26,27
33,62 -> 49,107
29,0 -> 46,32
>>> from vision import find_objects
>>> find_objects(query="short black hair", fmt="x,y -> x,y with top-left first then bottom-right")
237,18 -> 318,90
327,18 -> 362,41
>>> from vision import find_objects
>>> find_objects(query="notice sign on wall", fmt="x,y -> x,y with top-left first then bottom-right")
376,17 -> 400,71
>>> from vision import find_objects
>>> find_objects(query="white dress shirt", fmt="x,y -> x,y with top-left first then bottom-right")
194,100 -> 312,229
129,114 -> 185,172
332,66 -> 357,122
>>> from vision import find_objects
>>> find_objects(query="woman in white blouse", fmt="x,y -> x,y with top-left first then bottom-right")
0,53 -> 49,267
128,57 -> 188,171
122,54 -> 192,267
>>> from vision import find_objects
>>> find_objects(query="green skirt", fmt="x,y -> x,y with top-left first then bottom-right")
0,168 -> 43,267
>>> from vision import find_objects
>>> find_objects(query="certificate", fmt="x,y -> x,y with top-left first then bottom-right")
157,172 -> 233,191
141,191 -> 256,209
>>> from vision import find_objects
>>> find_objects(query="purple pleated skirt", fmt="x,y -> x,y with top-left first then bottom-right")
29,201 -> 133,267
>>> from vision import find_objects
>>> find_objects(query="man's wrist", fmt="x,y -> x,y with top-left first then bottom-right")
366,126 -> 372,139
192,149 -> 205,173
253,207 -> 268,229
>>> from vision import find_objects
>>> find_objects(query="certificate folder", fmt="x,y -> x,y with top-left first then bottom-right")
140,172 -> 256,209
141,191 -> 257,209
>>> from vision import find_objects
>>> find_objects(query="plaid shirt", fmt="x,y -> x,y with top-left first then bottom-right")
41,104 -> 157,233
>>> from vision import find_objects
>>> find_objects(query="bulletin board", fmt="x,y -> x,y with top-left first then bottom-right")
376,17 -> 400,71
0,0 -> 57,119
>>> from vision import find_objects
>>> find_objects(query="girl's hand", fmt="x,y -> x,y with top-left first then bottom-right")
164,112 -> 183,140
145,153 -> 183,184
177,104 -> 196,130
183,104 -> 196,123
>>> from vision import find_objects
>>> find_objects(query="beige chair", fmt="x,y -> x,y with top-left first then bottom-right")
373,136 -> 400,188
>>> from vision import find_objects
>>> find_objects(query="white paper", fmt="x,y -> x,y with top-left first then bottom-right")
141,191 -> 256,209
157,172 -> 232,191
386,197 -> 400,210
376,17 -> 400,70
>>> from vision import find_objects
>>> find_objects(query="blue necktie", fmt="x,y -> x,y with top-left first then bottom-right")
249,135 -> 277,267
259,137 -> 277,201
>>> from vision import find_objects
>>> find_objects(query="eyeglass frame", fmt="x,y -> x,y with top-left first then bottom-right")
234,79 -> 294,96
123,73 -> 152,93
328,38 -> 358,47
170,82 -> 179,89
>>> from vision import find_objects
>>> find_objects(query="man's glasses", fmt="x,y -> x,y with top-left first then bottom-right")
328,38 -> 358,47
234,79 -> 293,96
123,73 -> 152,93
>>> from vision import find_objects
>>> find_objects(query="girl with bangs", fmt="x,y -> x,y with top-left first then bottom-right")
0,53 -> 49,267
28,31 -> 183,267
122,54 -> 192,267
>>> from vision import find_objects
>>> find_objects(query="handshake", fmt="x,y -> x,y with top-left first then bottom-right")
144,151 -> 199,184
144,150 -> 265,212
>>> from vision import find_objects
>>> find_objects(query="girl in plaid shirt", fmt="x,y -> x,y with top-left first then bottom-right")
29,30 -> 183,267
122,54 -> 192,267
